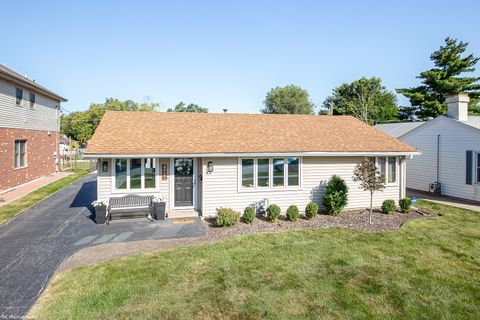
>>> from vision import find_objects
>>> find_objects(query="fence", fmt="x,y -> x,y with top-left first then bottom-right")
59,159 -> 97,173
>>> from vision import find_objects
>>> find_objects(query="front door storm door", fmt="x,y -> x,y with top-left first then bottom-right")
174,158 -> 194,207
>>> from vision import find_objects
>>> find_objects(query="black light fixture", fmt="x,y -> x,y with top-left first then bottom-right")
102,160 -> 109,172
207,161 -> 214,174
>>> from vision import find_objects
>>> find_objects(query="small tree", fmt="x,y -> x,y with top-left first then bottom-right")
352,158 -> 385,224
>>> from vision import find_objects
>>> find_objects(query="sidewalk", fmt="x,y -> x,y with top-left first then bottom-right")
407,189 -> 480,213
0,172 -> 73,205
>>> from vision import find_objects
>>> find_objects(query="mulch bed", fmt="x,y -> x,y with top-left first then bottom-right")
205,209 -> 439,241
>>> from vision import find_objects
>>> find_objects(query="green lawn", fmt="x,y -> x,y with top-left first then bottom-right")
0,170 -> 90,224
30,201 -> 480,319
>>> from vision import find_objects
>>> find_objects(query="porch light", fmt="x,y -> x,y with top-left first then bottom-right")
102,160 -> 109,172
207,161 -> 214,174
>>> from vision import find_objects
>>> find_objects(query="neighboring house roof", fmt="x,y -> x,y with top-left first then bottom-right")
0,64 -> 67,102
463,116 -> 480,130
86,111 -> 418,156
375,122 -> 426,138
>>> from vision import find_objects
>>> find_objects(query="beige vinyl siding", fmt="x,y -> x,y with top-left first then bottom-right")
202,156 -> 402,217
96,158 -> 170,211
402,117 -> 480,201
0,78 -> 60,131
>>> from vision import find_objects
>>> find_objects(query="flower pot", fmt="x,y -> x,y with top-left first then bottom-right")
153,202 -> 166,220
95,206 -> 107,224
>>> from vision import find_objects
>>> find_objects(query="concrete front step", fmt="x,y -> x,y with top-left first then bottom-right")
167,211 -> 199,219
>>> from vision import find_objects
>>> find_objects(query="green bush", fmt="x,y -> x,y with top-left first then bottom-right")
243,206 -> 255,224
399,198 -> 413,213
382,200 -> 396,214
322,175 -> 349,216
215,207 -> 240,227
305,202 -> 318,219
266,204 -> 281,222
286,205 -> 299,222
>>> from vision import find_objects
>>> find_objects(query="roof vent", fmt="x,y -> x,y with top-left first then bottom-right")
223,108 -> 228,113
446,93 -> 469,121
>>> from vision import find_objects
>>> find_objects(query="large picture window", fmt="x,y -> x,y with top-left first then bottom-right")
114,158 -> 158,190
240,157 -> 302,190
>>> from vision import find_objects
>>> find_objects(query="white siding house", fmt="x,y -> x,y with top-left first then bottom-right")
87,112 -> 418,219
376,94 -> 480,202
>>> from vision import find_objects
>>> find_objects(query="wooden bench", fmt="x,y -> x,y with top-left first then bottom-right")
107,194 -> 154,223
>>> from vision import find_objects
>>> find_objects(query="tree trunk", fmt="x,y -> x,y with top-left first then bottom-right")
369,191 -> 373,224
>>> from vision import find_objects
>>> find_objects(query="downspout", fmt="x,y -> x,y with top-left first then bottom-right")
436,134 -> 440,182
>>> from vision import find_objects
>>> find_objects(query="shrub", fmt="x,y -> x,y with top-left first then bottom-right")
243,206 -> 255,224
382,200 -> 396,214
322,175 -> 349,216
399,198 -> 413,213
305,202 -> 318,219
266,204 -> 281,222
215,207 -> 240,227
286,205 -> 299,222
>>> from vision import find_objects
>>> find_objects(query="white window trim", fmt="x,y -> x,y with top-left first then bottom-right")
238,157 -> 303,192
111,158 -> 159,193
375,156 -> 398,186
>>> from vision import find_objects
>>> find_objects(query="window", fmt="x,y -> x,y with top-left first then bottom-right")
130,159 -> 142,189
375,157 -> 397,184
288,157 -> 299,186
477,153 -> 480,183
257,158 -> 270,187
14,140 -> 27,168
29,93 -> 35,109
273,158 -> 285,187
15,88 -> 22,106
387,157 -> 397,183
240,157 -> 301,190
241,159 -> 254,188
115,159 -> 127,189
144,158 -> 156,188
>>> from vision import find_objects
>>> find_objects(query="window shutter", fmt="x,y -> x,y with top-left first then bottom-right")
466,150 -> 473,185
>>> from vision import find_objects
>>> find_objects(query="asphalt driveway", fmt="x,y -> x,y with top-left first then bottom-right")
0,174 -> 206,318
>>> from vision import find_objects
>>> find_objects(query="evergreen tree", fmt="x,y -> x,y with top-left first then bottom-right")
397,37 -> 480,119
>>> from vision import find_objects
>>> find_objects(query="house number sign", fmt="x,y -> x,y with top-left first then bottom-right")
161,164 -> 168,180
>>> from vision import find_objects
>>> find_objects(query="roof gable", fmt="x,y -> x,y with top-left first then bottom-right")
86,111 -> 418,155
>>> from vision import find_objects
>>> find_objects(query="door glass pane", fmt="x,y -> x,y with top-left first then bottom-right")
144,158 -> 156,188
130,158 -> 142,189
273,158 -> 284,187
19,141 -> 25,167
288,157 -> 299,186
377,157 -> 386,182
388,157 -> 396,183
115,159 -> 127,189
257,159 -> 269,187
241,159 -> 254,188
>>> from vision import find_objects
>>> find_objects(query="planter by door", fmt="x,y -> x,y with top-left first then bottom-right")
95,206 -> 107,224
154,202 -> 166,220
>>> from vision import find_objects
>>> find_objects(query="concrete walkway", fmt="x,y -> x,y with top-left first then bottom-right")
0,174 -> 206,318
0,172 -> 72,205
408,189 -> 480,212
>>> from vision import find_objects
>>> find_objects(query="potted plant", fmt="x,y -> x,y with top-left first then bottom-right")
92,200 -> 108,224
152,194 -> 166,220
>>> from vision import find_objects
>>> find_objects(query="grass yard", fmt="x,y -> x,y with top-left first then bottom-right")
30,201 -> 480,319
0,170 -> 90,224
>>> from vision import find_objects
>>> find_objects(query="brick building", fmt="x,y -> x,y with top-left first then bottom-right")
0,64 -> 67,191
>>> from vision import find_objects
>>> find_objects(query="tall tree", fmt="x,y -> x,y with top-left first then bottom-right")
262,85 -> 315,114
397,37 -> 480,119
167,101 -> 208,112
61,98 -> 158,143
352,158 -> 386,225
322,77 -> 399,124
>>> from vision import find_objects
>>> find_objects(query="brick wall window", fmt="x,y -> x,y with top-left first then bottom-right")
14,140 -> 27,168
15,88 -> 23,106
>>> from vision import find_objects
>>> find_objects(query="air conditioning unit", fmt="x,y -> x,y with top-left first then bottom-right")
429,182 -> 441,195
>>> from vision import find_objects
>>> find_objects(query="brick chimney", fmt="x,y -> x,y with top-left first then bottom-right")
446,93 -> 469,121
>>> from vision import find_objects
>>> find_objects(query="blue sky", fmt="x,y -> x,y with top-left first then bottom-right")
1,0 -> 479,113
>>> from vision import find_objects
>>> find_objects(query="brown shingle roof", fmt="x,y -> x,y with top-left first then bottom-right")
86,111 -> 418,155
